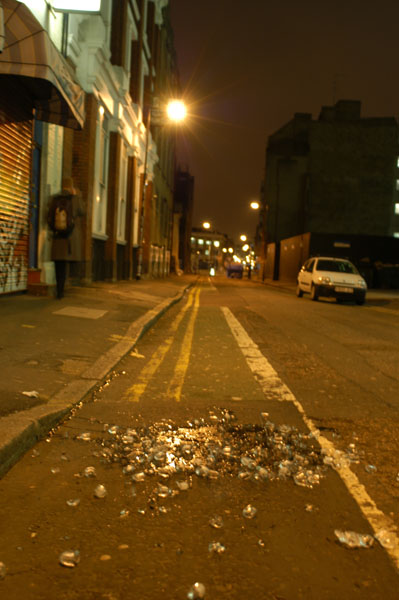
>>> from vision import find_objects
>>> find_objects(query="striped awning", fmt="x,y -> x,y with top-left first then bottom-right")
0,0 -> 85,129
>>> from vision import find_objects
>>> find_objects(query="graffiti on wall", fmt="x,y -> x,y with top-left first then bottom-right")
0,213 -> 29,293
0,124 -> 31,294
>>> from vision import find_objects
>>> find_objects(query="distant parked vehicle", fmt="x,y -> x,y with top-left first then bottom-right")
296,256 -> 367,304
226,263 -> 243,278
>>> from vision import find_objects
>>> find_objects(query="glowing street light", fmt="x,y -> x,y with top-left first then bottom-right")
240,234 -> 247,242
202,221 -> 211,230
242,244 -> 250,252
250,201 -> 260,210
166,99 -> 187,123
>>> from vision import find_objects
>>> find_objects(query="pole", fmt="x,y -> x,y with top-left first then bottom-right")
0,2 -> 5,54
136,108 -> 151,280
261,202 -> 267,282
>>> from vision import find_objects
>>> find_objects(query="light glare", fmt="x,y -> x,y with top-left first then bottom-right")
166,100 -> 187,122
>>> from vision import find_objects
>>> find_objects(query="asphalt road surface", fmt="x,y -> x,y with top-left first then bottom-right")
1,276 -> 398,599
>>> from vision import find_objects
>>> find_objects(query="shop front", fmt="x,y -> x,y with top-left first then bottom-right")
0,0 -> 84,293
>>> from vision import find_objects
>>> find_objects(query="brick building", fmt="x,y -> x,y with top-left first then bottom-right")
0,0 -> 181,294
256,100 -> 399,285
264,100 -> 399,245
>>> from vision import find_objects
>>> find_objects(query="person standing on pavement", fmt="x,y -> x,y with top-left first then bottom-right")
47,177 -> 84,299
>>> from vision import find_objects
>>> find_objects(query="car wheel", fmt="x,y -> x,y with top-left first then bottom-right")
296,283 -> 303,297
310,284 -> 319,301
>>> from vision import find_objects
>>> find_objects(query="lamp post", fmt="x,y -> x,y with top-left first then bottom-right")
250,199 -> 266,281
136,99 -> 186,280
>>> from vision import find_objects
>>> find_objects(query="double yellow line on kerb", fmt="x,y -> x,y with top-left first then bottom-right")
124,285 -> 201,403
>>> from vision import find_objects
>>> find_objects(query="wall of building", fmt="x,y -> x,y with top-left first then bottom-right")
308,115 -> 398,236
263,101 -> 399,249
264,153 -> 308,243
174,168 -> 194,273
278,233 -> 311,282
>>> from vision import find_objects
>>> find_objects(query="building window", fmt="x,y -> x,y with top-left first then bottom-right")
396,180 -> 399,191
395,203 -> 399,215
394,232 -> 399,238
93,106 -> 109,237
198,239 -> 204,245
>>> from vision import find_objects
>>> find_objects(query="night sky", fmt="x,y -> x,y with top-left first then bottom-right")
169,0 -> 399,243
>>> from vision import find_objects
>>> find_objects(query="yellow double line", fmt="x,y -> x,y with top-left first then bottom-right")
124,286 -> 201,402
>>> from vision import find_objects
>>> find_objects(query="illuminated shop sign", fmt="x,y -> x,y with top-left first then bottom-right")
51,0 -> 101,12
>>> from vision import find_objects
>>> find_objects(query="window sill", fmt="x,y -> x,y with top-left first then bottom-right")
92,232 -> 108,241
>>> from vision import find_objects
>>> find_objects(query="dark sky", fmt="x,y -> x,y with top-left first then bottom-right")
169,0 -> 399,243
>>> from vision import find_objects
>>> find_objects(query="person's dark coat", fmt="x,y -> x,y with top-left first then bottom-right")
47,192 -> 85,261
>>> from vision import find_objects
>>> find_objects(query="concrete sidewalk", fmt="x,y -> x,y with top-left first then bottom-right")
0,275 -> 197,477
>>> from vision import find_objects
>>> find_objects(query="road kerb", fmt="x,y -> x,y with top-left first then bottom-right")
0,286 -> 191,479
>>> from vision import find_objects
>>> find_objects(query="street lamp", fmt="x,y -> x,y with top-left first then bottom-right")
202,221 -> 211,230
250,199 -> 266,281
240,234 -> 247,242
136,99 -> 187,279
166,100 -> 187,122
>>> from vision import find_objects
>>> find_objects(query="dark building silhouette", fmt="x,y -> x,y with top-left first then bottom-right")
173,167 -> 194,273
264,100 -> 399,243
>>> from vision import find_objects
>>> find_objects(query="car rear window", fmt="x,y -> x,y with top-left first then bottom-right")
316,260 -> 358,274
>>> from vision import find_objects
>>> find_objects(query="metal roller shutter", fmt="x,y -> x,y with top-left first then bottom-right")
0,100 -> 32,294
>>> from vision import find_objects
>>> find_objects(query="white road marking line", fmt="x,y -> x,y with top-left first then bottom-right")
221,305 -> 399,570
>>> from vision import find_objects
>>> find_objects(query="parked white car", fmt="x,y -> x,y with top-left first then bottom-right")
296,256 -> 367,304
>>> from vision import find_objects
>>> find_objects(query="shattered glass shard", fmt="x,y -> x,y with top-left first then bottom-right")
0,562 -> 6,579
334,529 -> 374,549
94,484 -> 107,499
208,541 -> 225,554
242,504 -> 257,519
187,582 -> 206,599
59,550 -> 80,568
209,515 -> 224,529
